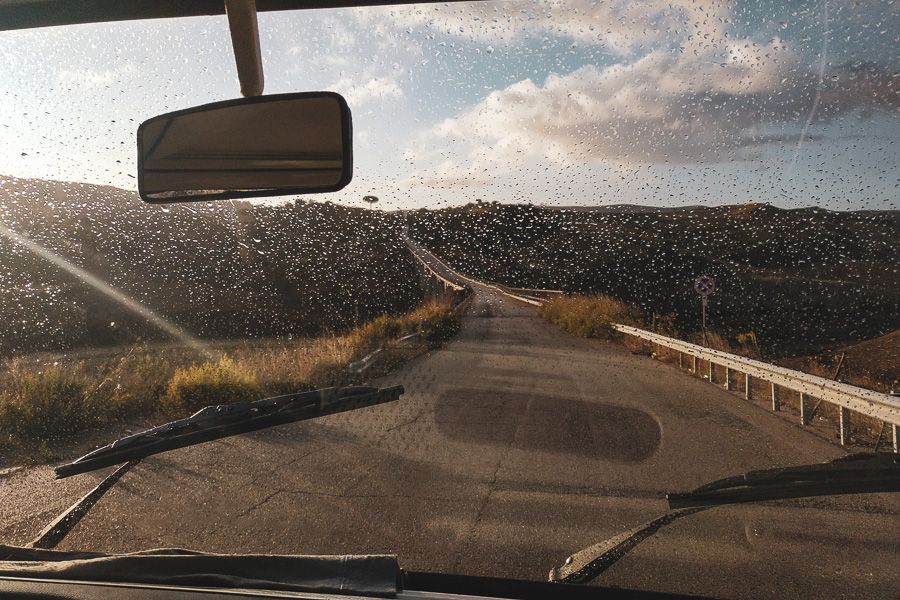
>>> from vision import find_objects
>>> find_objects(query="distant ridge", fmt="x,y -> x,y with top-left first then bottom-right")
548,204 -> 706,214
546,203 -> 899,215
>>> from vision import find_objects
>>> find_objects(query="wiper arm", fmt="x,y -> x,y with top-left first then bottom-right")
550,453 -> 898,585
667,452 -> 900,509
55,385 -> 404,479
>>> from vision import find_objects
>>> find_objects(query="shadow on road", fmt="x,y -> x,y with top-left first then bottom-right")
436,388 -> 661,463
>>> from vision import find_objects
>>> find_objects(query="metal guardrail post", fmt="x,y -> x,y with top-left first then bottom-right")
800,392 -> 811,426
771,382 -> 780,412
839,407 -> 851,446
678,352 -> 683,369
894,424 -> 899,453
745,374 -> 752,400
724,367 -> 732,391
692,355 -> 698,373
708,361 -> 714,382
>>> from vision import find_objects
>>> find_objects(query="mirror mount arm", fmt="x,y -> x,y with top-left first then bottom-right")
225,0 -> 264,97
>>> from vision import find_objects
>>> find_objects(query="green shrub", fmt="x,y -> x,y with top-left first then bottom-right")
162,356 -> 259,415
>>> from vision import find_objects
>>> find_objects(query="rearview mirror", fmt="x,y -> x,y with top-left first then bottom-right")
137,92 -> 352,203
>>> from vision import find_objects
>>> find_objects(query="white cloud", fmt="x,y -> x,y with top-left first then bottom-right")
56,64 -> 136,87
355,0 -> 731,56
410,37 -> 796,173
404,34 -> 898,187
401,158 -> 492,188
355,0 -> 896,192
331,76 -> 403,106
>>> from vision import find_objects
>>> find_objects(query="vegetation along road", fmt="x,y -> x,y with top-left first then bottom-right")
3,240 -> 897,600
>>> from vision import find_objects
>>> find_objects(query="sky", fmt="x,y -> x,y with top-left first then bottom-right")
0,0 -> 898,211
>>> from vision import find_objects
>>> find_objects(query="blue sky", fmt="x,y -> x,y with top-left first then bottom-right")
0,0 -> 897,210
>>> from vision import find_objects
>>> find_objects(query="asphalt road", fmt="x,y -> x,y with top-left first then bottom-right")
2,247 -> 898,599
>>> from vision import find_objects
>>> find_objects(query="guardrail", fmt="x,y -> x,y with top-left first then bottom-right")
405,238 -> 473,313
491,284 -> 562,304
405,237 -> 548,306
614,324 -> 900,452
497,285 -> 564,303
404,238 -> 900,453
347,332 -> 422,375
346,240 -> 472,376
405,238 -> 467,293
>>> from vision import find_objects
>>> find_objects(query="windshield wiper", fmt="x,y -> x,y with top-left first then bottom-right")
550,453 -> 899,585
666,452 -> 899,509
55,385 -> 404,479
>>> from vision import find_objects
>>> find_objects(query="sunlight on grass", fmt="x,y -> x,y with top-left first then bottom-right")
163,356 -> 260,415
0,297 -> 459,456
0,364 -> 112,446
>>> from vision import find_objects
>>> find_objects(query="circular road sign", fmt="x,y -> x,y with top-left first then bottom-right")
694,275 -> 716,297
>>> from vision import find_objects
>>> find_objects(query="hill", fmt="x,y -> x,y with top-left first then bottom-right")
0,177 -> 422,356
549,204 -> 706,214
408,202 -> 900,356
780,329 -> 900,393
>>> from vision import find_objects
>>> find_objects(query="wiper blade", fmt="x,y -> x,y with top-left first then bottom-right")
55,385 -> 403,479
667,453 -> 900,509
551,453 -> 898,585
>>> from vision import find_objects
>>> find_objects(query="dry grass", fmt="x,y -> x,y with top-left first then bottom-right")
350,297 -> 461,352
162,357 -> 260,415
774,359 -> 889,443
540,294 -> 643,340
0,364 -> 112,457
0,297 -> 459,457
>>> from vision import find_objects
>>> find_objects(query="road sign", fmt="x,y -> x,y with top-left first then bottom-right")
694,275 -> 715,297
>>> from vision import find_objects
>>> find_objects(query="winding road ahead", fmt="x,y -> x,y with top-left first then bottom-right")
2,244 -> 898,599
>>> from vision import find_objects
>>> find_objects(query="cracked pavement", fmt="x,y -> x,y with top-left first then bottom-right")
3,275 -> 898,599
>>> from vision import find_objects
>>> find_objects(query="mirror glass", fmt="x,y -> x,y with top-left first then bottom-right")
138,93 -> 351,203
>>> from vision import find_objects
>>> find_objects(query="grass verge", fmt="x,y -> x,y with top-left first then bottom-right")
0,296 -> 460,461
539,294 -> 643,339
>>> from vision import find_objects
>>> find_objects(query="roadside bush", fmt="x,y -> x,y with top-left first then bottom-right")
540,294 -> 643,340
0,296 -> 462,458
0,364 -> 113,447
406,297 -> 460,344
355,314 -> 404,352
696,331 -> 734,353
350,297 -> 460,352
236,337 -> 351,395
306,356 -> 349,387
162,356 -> 259,415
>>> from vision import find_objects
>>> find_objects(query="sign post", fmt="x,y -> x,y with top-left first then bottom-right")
693,275 -> 715,346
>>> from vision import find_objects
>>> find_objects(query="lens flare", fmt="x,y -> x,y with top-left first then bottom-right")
0,221 -> 210,357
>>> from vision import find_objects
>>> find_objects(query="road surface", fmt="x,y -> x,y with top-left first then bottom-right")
2,245 -> 897,599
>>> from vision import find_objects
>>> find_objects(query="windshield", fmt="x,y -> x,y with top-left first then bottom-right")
1,1 -> 898,598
